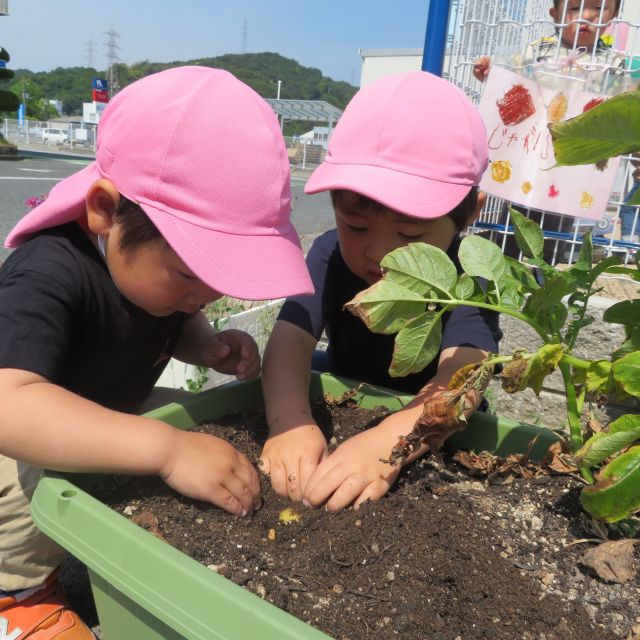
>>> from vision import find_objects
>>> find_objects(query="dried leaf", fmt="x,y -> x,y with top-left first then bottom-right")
131,511 -> 166,541
579,539 -> 637,583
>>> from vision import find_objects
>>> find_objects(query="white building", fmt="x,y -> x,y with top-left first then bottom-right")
296,126 -> 331,149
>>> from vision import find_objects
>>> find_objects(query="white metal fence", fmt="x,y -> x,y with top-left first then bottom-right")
2,118 -> 97,152
2,118 -> 328,170
443,0 -> 640,265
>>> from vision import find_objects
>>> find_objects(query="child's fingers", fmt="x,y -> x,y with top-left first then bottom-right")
283,460 -> 304,502
353,480 -> 391,511
323,474 -> 369,512
213,486 -> 250,517
299,450 -> 325,497
223,473 -> 258,516
303,463 -> 347,509
267,459 -> 290,498
233,456 -> 261,504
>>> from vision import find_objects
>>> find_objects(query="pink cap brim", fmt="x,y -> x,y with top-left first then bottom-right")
141,200 -> 313,300
5,163 -> 100,248
304,160 -> 473,220
5,163 -> 313,300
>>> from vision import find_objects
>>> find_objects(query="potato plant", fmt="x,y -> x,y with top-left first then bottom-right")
345,89 -> 640,525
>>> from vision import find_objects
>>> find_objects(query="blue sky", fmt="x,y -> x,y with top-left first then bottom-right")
1,0 -> 431,85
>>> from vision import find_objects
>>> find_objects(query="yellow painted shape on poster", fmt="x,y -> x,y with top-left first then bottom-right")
491,160 -> 512,183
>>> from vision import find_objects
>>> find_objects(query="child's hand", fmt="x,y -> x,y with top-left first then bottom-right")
259,425 -> 328,501
202,329 -> 260,380
473,56 -> 491,82
302,425 -> 402,512
160,430 -> 261,516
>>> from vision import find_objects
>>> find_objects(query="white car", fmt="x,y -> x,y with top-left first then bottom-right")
42,128 -> 68,145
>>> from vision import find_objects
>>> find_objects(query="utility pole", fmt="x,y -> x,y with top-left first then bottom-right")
242,18 -> 248,53
84,37 -> 94,69
105,23 -> 122,96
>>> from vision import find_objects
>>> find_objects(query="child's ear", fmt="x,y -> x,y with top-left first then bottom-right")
85,179 -> 121,236
549,5 -> 558,23
466,191 -> 486,228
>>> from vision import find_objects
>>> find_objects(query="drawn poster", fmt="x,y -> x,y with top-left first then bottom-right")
478,65 -> 620,220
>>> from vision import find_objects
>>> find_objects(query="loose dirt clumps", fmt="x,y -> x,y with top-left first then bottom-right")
91,400 -> 638,640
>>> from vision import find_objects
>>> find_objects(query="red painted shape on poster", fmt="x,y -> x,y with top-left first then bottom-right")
497,85 -> 536,126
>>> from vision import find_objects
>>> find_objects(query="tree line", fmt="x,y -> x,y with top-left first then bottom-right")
1,52 -> 357,131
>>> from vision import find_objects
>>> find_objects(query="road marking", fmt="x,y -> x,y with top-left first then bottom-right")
0,176 -> 61,180
18,167 -> 53,173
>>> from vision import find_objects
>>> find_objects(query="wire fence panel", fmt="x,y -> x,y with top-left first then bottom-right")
443,0 -> 640,265
2,118 -> 98,153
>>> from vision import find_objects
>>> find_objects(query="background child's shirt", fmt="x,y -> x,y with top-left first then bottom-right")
0,223 -> 187,413
520,34 -> 627,93
278,230 -> 502,394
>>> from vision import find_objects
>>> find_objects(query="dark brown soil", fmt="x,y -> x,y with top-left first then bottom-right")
90,400 -> 639,640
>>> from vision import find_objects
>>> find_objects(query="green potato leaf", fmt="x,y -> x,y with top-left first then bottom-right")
612,351 -> 640,398
549,91 -> 640,167
612,328 -> 640,360
603,300 -> 640,327
575,414 -> 640,467
580,445 -> 640,522
504,256 -> 540,292
390,312 -> 442,377
458,234 -> 506,281
344,279 -> 426,334
522,276 -> 569,335
508,207 -> 544,259
381,243 -> 457,297
586,360 -> 613,395
454,273 -> 485,301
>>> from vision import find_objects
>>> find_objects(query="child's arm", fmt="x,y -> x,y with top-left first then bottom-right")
302,345 -> 489,512
259,319 -> 329,502
173,311 -> 260,380
0,367 -> 261,516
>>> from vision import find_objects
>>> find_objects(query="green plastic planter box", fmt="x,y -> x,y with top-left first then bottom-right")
31,373 -> 560,640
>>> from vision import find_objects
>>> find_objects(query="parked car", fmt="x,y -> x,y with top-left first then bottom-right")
42,128 -> 68,145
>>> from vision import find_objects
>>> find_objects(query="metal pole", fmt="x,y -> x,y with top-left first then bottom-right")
421,0 -> 452,76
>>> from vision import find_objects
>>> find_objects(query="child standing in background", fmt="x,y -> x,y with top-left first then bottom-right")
473,0 -> 625,263
259,71 -> 501,514
474,0 -> 623,85
0,66 -> 313,638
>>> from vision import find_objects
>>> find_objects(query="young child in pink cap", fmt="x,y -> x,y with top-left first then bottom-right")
259,71 -> 501,513
0,66 -> 312,637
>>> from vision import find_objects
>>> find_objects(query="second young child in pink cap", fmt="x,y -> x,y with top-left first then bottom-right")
259,71 -> 501,513
0,66 -> 312,637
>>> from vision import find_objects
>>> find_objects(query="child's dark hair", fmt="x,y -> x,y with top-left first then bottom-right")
113,195 -> 162,250
331,187 -> 478,232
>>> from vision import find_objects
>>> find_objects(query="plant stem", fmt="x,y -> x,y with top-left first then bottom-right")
425,298 -> 548,341
558,360 -> 592,482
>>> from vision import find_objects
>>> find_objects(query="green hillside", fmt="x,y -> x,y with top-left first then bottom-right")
7,52 -> 357,133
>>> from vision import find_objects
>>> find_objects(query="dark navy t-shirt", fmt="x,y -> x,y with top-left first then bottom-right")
278,230 -> 502,394
0,223 -> 187,413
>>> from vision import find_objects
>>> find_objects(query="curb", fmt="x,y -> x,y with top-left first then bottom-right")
17,147 -> 95,162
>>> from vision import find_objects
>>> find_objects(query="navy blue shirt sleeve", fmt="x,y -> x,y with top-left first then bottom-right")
441,304 -> 501,354
277,230 -> 337,340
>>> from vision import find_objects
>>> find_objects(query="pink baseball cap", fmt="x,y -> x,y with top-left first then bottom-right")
5,66 -> 313,300
305,71 -> 489,219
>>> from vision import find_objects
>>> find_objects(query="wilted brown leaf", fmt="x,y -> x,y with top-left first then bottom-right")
579,540 -> 637,583
131,510 -> 166,541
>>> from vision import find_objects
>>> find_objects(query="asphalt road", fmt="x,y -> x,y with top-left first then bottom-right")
0,156 -> 335,262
